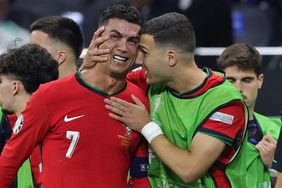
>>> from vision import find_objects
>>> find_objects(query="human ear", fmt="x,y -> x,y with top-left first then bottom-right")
258,73 -> 264,89
55,50 -> 67,66
166,50 -> 177,67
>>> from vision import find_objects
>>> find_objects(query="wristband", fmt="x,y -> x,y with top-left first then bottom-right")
141,121 -> 163,143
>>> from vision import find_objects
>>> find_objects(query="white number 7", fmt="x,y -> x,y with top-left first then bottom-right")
66,131 -> 80,158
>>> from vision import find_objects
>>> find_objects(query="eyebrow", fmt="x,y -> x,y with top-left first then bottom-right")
110,29 -> 140,40
138,44 -> 148,54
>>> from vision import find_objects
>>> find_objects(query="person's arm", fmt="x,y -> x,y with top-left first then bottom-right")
275,172 -> 282,188
127,69 -> 149,93
129,137 -> 151,188
104,95 -> 243,183
256,132 -> 277,168
0,88 -> 50,187
149,132 -> 225,183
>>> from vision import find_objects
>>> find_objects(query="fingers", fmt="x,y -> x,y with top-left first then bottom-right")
108,112 -> 125,123
131,94 -> 145,107
86,48 -> 109,61
256,139 -> 276,153
106,97 -> 133,108
261,134 -> 277,147
264,132 -> 277,145
81,27 -> 110,70
105,103 -> 126,117
89,26 -> 109,49
90,26 -> 105,45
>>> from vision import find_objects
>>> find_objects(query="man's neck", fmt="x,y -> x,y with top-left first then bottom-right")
14,94 -> 31,116
167,63 -> 207,94
249,109 -> 254,121
59,61 -> 77,79
80,69 -> 126,95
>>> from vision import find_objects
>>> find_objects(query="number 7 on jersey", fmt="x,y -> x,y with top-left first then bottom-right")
66,131 -> 80,158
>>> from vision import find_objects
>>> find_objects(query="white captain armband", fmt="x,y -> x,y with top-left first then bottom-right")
141,122 -> 163,143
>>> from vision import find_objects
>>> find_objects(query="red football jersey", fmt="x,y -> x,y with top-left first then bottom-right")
0,73 -> 150,188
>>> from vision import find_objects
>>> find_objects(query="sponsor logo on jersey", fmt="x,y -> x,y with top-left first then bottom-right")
64,115 -> 85,122
13,114 -> 24,134
118,124 -> 133,148
209,111 -> 234,125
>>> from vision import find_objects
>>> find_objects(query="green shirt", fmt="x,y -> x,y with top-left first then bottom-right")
147,70 -> 248,187
245,112 -> 281,188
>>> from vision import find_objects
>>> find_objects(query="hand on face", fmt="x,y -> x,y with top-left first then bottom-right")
80,26 -> 110,70
255,132 -> 277,168
104,94 -> 151,132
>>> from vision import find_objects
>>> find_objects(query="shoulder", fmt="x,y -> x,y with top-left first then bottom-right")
36,74 -> 76,94
126,81 -> 147,97
254,112 -> 282,139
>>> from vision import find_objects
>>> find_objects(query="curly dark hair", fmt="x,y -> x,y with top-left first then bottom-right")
98,4 -> 144,28
0,44 -> 59,94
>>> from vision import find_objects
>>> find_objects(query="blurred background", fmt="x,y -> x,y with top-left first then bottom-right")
0,0 -> 282,116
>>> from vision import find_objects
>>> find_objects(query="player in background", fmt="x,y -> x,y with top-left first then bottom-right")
30,16 -> 84,76
0,44 -> 58,188
217,43 -> 281,187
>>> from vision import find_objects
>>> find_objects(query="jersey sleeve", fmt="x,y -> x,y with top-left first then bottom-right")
0,87 -> 51,187
198,100 -> 246,147
129,136 -> 151,188
273,127 -> 282,172
127,69 -> 149,93
30,145 -> 42,185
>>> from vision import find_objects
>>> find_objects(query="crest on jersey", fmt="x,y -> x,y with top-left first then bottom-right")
13,114 -> 24,134
123,124 -> 132,136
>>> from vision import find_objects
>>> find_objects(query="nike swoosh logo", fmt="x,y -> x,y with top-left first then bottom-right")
64,115 -> 85,122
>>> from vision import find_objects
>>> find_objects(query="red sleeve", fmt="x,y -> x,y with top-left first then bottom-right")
198,100 -> 246,146
0,88 -> 51,187
127,69 -> 149,93
129,137 -> 151,188
7,114 -> 17,129
30,145 -> 42,185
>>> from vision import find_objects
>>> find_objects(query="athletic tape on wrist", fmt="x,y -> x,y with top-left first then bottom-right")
141,122 -> 163,143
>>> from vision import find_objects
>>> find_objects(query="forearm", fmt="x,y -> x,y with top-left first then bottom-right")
147,130 -> 225,184
150,135 -> 205,183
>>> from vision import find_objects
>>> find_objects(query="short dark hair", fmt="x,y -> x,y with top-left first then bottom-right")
98,4 -> 144,28
30,16 -> 84,61
141,12 -> 196,54
217,43 -> 262,76
0,44 -> 58,94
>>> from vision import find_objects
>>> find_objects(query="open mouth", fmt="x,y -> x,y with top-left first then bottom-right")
113,55 -> 129,64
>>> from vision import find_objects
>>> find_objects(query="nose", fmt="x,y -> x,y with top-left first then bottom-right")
117,38 -> 127,53
233,81 -> 243,93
